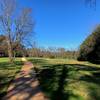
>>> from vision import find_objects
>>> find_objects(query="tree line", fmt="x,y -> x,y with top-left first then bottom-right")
78,25 -> 100,64
0,36 -> 78,59
28,47 -> 78,59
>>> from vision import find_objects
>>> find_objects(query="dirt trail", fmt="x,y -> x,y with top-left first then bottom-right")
3,61 -> 48,100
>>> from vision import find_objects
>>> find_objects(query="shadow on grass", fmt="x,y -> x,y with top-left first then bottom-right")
0,61 -> 22,99
1,60 -> 49,100
52,65 -> 69,100
0,75 -> 14,99
2,76 -> 43,100
0,61 -> 22,70
0,58 -> 100,100
37,64 -> 75,100
37,64 -> 100,100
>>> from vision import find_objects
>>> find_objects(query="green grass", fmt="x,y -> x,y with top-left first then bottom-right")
28,58 -> 100,100
0,57 -> 100,100
0,57 -> 22,98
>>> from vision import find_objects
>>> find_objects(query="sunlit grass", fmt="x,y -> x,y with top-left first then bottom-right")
0,57 -> 100,99
0,58 -> 22,97
27,57 -> 100,100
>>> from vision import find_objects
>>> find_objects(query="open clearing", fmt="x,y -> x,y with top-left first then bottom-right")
0,57 -> 100,100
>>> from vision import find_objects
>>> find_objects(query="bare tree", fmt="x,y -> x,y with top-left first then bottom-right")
15,8 -> 34,43
15,8 -> 35,57
25,40 -> 37,57
0,0 -> 35,62
0,0 -> 16,62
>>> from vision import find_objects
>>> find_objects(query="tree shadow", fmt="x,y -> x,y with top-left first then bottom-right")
37,64 -> 100,100
79,72 -> 100,84
68,64 -> 100,100
0,61 -> 22,70
52,65 -> 69,100
2,74 -> 45,100
1,59 -> 100,100
0,61 -> 22,99
77,65 -> 100,100
38,64 -> 72,100
68,64 -> 100,71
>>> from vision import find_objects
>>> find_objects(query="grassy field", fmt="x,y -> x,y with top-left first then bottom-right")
0,57 -> 100,100
0,58 -> 22,98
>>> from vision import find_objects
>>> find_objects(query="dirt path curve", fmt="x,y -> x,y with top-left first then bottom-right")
3,61 -> 48,100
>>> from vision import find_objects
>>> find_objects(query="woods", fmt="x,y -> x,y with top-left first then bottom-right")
78,25 -> 100,64
0,38 -> 78,59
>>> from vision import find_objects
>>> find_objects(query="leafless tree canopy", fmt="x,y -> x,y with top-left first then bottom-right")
0,0 -> 35,62
15,8 -> 34,43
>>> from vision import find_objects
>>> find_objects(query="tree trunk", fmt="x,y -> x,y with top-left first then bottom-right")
6,37 -> 13,63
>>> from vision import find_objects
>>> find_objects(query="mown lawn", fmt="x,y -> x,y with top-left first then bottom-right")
0,58 -> 22,98
29,58 -> 100,100
0,57 -> 100,100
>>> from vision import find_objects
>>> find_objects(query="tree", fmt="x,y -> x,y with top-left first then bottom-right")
14,8 -> 34,57
0,35 -> 7,56
78,25 -> 100,64
0,0 -> 16,62
0,0 -> 35,62
12,42 -> 26,57
0,35 -> 26,57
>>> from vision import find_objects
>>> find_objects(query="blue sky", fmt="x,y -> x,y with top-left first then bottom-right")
19,0 -> 100,49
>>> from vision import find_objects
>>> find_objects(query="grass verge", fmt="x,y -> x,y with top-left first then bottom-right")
0,58 -> 22,98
